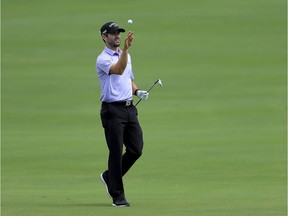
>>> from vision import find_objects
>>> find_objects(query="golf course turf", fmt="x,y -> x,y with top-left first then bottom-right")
1,0 -> 286,215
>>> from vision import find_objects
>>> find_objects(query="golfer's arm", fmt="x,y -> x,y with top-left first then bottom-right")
132,81 -> 138,95
109,49 -> 128,75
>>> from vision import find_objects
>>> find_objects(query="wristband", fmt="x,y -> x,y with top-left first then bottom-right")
134,89 -> 139,96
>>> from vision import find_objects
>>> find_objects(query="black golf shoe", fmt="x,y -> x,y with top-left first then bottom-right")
100,171 -> 112,198
112,195 -> 130,207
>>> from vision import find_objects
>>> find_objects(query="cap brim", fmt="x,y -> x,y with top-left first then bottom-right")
109,28 -> 125,34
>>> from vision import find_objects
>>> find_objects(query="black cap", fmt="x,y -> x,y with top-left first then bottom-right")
100,22 -> 125,35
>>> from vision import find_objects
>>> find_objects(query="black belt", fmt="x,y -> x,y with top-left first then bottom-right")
103,101 -> 133,106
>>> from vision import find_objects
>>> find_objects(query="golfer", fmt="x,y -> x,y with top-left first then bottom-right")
96,21 -> 148,207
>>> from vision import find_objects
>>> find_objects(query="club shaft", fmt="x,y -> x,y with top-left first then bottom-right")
135,80 -> 159,106
146,80 -> 159,92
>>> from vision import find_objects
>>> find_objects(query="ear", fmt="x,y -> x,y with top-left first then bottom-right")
102,34 -> 107,43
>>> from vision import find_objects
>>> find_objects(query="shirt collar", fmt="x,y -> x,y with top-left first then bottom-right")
104,46 -> 122,56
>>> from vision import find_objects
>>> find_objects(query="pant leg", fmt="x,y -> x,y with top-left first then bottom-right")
101,103 -> 127,198
122,105 -> 144,176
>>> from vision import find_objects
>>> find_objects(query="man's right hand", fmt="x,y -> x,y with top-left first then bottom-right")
124,31 -> 134,50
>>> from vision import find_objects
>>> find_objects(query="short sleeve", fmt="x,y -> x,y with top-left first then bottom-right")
97,54 -> 113,75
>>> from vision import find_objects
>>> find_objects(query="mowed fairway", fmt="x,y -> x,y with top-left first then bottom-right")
1,0 -> 286,216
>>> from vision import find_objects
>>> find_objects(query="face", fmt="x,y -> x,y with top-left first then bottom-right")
104,32 -> 121,49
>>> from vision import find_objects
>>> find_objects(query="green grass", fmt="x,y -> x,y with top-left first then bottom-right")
1,0 -> 287,215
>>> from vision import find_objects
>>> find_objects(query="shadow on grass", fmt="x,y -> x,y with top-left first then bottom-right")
40,202 -> 111,208
65,203 -> 111,208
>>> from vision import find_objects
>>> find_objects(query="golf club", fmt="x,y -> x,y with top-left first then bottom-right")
135,79 -> 163,106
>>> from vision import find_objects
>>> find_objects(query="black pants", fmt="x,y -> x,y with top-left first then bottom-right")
100,102 -> 143,198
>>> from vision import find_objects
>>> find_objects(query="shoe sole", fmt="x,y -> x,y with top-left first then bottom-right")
112,203 -> 130,207
100,173 -> 112,199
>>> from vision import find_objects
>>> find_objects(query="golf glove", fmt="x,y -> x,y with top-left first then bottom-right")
136,90 -> 149,100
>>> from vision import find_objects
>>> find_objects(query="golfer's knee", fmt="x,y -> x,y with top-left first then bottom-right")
136,150 -> 142,158
130,149 -> 142,159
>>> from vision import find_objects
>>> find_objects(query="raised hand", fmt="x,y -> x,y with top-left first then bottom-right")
124,31 -> 134,50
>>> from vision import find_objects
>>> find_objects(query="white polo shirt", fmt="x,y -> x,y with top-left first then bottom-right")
96,47 -> 134,102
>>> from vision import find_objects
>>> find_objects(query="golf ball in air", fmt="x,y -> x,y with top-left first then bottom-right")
128,19 -> 133,24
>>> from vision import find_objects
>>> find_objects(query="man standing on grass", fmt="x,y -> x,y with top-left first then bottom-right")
96,21 -> 149,207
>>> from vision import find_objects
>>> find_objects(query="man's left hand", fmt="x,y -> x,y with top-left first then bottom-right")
136,90 -> 149,100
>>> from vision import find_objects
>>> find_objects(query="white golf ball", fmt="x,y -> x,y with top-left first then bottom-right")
128,19 -> 133,24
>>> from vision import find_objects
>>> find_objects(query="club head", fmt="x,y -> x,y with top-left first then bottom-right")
158,79 -> 163,87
